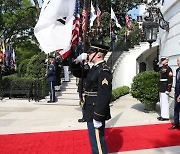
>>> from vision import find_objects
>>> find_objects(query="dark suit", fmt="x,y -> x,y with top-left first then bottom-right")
47,62 -> 56,102
72,61 -> 112,154
174,67 -> 180,125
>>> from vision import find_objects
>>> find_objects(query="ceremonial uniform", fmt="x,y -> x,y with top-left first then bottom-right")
46,56 -> 56,103
159,62 -> 173,120
72,43 -> 112,154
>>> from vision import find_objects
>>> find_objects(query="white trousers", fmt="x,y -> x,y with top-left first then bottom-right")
159,92 -> 169,119
63,66 -> 69,81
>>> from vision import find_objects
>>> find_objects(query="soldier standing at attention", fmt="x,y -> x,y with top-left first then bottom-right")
72,43 -> 112,154
157,57 -> 173,121
46,56 -> 56,103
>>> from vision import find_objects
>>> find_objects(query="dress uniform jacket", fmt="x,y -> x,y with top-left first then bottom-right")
159,65 -> 173,92
47,63 -> 56,82
73,61 -> 112,122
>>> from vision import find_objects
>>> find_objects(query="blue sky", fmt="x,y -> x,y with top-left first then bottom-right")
128,6 -> 139,19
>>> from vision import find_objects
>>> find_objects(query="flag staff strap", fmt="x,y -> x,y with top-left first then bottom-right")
81,0 -> 90,103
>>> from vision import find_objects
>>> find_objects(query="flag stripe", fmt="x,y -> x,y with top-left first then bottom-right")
125,15 -> 131,29
61,0 -> 80,59
82,2 -> 86,31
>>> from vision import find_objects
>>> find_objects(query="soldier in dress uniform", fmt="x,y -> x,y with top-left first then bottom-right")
157,57 -> 173,121
46,56 -> 56,103
72,43 -> 112,154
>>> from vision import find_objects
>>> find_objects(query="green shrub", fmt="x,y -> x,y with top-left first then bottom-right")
112,86 -> 130,101
131,71 -> 159,104
17,59 -> 30,77
1,76 -> 48,99
26,52 -> 46,78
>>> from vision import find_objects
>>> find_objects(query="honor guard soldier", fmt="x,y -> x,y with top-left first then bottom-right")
158,57 -> 173,121
72,43 -> 112,154
46,55 -> 56,103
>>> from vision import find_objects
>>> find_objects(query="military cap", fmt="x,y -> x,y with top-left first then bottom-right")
49,55 -> 55,59
160,56 -> 169,61
88,42 -> 110,55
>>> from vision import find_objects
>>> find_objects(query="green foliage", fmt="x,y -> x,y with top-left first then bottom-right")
1,75 -> 48,99
17,59 -> 30,77
15,40 -> 41,66
112,86 -> 130,101
128,22 -> 141,45
26,52 -> 46,78
1,0 -> 37,43
131,71 -> 159,104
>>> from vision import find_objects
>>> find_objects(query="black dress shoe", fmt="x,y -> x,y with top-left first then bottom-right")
157,116 -> 162,120
158,117 -> 169,121
169,125 -> 179,130
47,100 -> 56,103
78,118 -> 86,123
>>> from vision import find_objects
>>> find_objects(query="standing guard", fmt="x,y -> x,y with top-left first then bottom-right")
72,43 -> 112,154
46,56 -> 56,103
158,57 -> 173,121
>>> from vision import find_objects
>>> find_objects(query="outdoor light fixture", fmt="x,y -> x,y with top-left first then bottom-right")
143,2 -> 169,48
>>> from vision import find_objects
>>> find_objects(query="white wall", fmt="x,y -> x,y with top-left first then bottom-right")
112,42 -> 150,89
159,0 -> 180,115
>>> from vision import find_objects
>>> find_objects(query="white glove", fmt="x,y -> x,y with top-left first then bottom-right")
76,53 -> 87,62
93,119 -> 102,128
45,59 -> 48,63
165,91 -> 169,95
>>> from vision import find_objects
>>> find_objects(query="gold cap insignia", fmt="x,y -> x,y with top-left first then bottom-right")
102,78 -> 108,85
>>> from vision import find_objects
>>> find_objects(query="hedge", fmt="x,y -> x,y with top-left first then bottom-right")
112,86 -> 130,101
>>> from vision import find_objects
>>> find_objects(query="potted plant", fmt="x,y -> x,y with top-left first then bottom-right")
131,71 -> 159,112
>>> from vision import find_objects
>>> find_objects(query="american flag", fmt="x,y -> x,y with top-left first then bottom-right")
59,0 -> 80,59
71,0 -> 80,45
125,15 -> 131,29
82,2 -> 86,31
96,5 -> 101,27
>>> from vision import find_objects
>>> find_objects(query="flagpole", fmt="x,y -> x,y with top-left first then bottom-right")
83,0 -> 90,52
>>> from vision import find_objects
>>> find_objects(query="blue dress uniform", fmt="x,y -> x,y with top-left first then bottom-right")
72,43 -> 112,154
47,57 -> 56,102
158,63 -> 173,120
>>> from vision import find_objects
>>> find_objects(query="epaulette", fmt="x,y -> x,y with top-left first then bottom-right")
99,63 -> 111,74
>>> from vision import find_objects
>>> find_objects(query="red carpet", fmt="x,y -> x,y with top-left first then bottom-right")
0,123 -> 180,154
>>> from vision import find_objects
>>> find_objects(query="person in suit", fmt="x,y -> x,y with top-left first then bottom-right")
157,57 -> 173,121
169,56 -> 180,130
72,43 -> 112,154
46,56 -> 56,103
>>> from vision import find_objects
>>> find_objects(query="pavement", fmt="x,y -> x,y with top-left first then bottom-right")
0,75 -> 180,154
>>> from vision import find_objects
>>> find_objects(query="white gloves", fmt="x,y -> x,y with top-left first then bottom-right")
93,119 -> 102,128
75,53 -> 87,63
45,59 -> 48,63
165,91 -> 169,95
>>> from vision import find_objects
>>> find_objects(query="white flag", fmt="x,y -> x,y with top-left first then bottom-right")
34,0 -> 76,54
90,1 -> 97,27
111,7 -> 121,28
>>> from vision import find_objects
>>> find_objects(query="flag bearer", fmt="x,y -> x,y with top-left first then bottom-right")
72,43 -> 112,154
